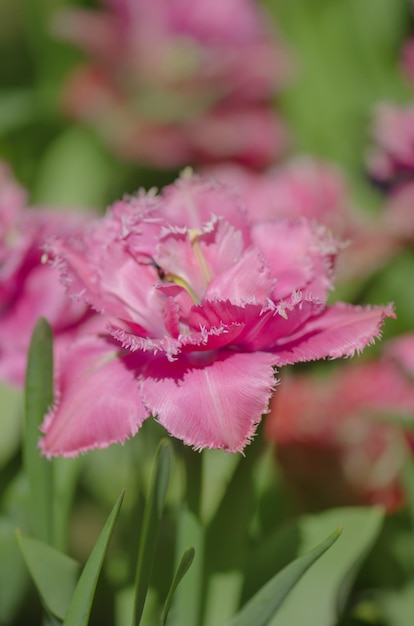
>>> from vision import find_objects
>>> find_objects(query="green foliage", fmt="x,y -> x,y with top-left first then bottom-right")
63,491 -> 124,626
160,547 -> 195,626
133,440 -> 173,625
16,531 -> 80,620
0,517 -> 28,624
229,527 -> 342,626
23,317 -> 54,545
270,507 -> 384,626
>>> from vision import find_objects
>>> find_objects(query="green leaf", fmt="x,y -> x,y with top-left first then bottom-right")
63,490 -> 125,626
16,530 -> 80,620
53,457 -> 84,553
24,318 -> 54,544
268,507 -> 384,626
228,527 -> 342,626
402,453 -> 414,527
376,582 -> 414,626
133,439 -> 173,626
0,517 -> 29,624
160,547 -> 195,626
0,89 -> 37,135
33,126 -> 117,210
172,445 -> 204,626
174,505 -> 204,626
202,443 -> 260,626
0,381 -> 21,468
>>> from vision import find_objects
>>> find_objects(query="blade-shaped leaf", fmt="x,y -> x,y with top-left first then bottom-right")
0,381 -> 21,467
16,530 -> 80,620
160,547 -> 195,626
24,318 -> 54,544
228,527 -> 342,626
271,507 -> 384,626
63,490 -> 124,626
133,439 -> 173,626
0,518 -> 29,624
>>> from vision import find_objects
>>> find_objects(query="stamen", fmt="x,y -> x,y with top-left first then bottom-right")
164,272 -> 199,304
189,229 -> 212,285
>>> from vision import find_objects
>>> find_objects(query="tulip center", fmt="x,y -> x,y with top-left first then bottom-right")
155,228 -> 212,304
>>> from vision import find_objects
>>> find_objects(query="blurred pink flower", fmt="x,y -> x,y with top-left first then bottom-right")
202,158 -> 400,282
401,39 -> 414,86
386,333 -> 414,377
366,103 -> 414,250
266,336 -> 414,512
367,103 -> 414,189
203,158 -> 351,231
40,171 -> 394,457
55,0 -> 289,168
0,163 -> 92,386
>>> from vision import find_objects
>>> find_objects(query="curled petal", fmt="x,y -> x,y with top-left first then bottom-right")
272,302 -> 396,365
251,219 -> 337,300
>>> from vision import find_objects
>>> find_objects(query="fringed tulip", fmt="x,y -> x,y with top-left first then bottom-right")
40,172 -> 394,457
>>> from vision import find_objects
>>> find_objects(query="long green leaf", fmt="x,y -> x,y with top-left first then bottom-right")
271,507 -> 384,626
24,318 -> 54,544
133,439 -> 173,625
63,491 -> 125,626
228,528 -> 342,626
160,547 -> 195,626
16,531 -> 80,620
0,518 -> 28,624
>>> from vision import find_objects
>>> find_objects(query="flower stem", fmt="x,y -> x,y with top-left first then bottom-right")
174,446 -> 204,626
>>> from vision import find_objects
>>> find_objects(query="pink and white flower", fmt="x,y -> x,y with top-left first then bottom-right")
0,162 -> 92,386
55,0 -> 289,168
40,171 -> 394,457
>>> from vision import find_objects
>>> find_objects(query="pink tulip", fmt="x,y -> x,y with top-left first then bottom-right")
367,103 -> 414,188
40,172 -> 394,457
54,0 -> 289,168
202,158 -> 401,282
266,336 -> 414,512
0,163 -> 91,386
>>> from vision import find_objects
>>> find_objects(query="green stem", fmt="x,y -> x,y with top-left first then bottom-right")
174,446 -> 204,626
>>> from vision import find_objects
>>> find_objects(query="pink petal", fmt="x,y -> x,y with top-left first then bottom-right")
272,302 -> 395,365
205,246 -> 275,304
40,336 -> 148,457
189,295 -> 324,351
161,172 -> 250,241
49,231 -> 166,336
141,350 -> 277,452
251,219 -> 337,300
